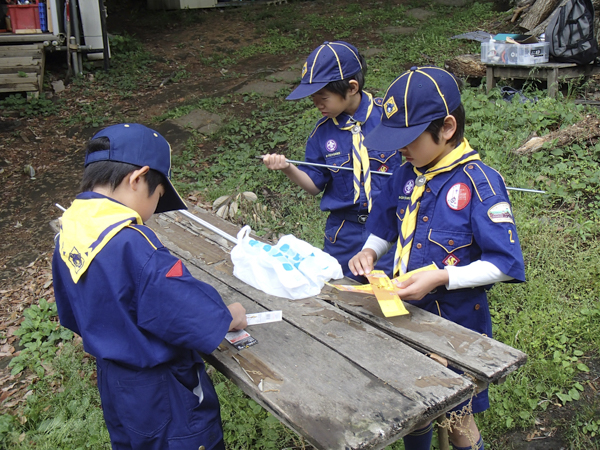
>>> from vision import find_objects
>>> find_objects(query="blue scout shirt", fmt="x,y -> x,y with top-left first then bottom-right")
52,193 -> 232,369
367,159 -> 526,336
300,92 -> 401,213
368,158 -> 525,415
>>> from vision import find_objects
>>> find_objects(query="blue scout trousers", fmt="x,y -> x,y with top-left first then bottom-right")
324,213 -> 395,282
96,359 -> 225,450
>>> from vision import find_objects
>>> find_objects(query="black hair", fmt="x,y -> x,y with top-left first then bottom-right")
80,137 -> 165,195
322,52 -> 367,98
424,74 -> 465,147
424,103 -> 465,148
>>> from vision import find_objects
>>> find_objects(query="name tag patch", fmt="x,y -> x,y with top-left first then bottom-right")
446,183 -> 471,210
488,202 -> 514,224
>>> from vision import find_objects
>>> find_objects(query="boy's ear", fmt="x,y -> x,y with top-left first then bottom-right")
348,80 -> 360,96
441,115 -> 457,141
129,166 -> 150,191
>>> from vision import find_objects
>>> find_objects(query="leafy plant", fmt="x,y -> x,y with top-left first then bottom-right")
9,299 -> 74,377
0,94 -> 60,118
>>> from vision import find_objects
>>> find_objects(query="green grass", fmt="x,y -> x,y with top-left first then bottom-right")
2,0 -> 600,449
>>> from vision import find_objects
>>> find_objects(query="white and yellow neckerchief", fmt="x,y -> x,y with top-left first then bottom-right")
394,139 -> 480,276
341,92 -> 375,211
58,197 -> 143,283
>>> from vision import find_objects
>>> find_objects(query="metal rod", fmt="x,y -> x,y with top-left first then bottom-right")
257,156 -> 546,193
56,203 -> 66,212
177,210 -> 238,244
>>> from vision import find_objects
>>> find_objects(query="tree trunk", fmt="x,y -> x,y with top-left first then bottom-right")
520,0 -> 561,30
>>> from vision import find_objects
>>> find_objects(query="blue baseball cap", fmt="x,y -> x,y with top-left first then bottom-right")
286,41 -> 363,100
85,123 -> 187,214
364,66 -> 462,151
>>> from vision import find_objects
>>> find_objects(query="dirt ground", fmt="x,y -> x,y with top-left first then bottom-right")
0,1 -> 598,448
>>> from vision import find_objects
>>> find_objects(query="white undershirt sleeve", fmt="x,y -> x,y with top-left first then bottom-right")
444,260 -> 513,290
362,234 -> 394,261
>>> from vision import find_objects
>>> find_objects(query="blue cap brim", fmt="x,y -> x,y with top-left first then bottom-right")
363,121 -> 431,152
155,178 -> 187,214
286,81 -> 329,100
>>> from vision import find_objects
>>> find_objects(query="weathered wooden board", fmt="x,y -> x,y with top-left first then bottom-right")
0,44 -> 45,56
147,211 -> 480,449
321,288 -> 527,384
0,43 -> 44,94
0,57 -> 40,68
151,207 -> 527,383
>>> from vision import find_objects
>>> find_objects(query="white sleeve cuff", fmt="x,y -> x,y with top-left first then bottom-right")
445,260 -> 514,290
362,234 -> 394,261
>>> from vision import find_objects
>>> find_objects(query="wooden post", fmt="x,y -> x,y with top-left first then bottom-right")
486,66 -> 496,93
437,416 -> 450,450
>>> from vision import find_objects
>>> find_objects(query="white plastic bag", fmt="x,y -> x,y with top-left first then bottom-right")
230,225 -> 343,300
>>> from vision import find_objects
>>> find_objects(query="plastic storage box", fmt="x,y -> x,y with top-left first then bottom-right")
481,41 -> 549,65
7,3 -> 41,34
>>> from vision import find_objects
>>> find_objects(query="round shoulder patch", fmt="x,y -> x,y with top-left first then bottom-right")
374,97 -> 384,107
446,182 -> 471,211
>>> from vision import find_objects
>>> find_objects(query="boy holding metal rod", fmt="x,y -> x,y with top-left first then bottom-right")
263,41 -> 402,280
349,67 -> 526,450
52,123 -> 247,450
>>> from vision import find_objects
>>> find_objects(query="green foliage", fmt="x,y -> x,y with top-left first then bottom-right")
9,299 -> 74,378
0,94 -> 60,118
212,371 -> 306,450
2,342 -> 110,450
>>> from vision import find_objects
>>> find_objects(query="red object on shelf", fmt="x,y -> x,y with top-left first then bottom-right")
7,3 -> 41,34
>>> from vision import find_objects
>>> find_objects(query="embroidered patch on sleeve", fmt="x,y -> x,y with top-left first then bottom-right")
487,202 -> 514,224
166,260 -> 183,278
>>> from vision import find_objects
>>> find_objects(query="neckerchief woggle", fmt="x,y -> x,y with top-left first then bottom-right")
394,138 -> 480,277
341,92 -> 375,211
58,197 -> 143,283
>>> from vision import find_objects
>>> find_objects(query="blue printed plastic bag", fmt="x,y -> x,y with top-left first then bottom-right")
231,225 -> 343,300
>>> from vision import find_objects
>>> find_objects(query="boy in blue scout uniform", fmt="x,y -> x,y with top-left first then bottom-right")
52,123 -> 248,450
262,41 -> 402,280
349,67 -> 526,450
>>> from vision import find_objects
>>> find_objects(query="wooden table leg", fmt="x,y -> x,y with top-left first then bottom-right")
437,416 -> 450,450
486,66 -> 496,93
548,67 -> 559,98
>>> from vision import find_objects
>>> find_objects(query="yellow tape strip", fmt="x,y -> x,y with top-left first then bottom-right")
327,262 -> 439,296
366,270 -> 409,317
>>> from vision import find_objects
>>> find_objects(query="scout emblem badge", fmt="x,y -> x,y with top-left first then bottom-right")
327,263 -> 438,317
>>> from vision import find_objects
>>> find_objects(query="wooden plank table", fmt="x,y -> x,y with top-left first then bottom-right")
145,206 -> 527,450
485,61 -> 600,98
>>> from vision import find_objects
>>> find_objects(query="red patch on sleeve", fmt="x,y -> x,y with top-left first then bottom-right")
166,260 -> 183,278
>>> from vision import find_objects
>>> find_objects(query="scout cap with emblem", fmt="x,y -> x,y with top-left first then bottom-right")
286,41 -> 364,100
85,123 -> 187,214
364,66 -> 462,151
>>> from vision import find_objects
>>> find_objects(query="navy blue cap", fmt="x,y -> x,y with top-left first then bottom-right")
85,123 -> 187,214
286,41 -> 363,100
364,66 -> 462,151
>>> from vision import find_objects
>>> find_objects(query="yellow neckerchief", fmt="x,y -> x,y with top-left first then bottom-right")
394,139 -> 480,276
58,196 -> 143,283
341,92 -> 375,211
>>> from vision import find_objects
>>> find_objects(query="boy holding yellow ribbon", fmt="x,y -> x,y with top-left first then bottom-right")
52,124 -> 247,450
263,41 -> 402,280
349,67 -> 526,450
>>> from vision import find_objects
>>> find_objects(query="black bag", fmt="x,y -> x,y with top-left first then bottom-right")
546,0 -> 599,65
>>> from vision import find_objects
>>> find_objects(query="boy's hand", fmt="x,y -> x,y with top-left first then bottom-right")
262,154 -> 290,171
227,302 -> 248,331
393,269 -> 449,301
348,249 -> 377,277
